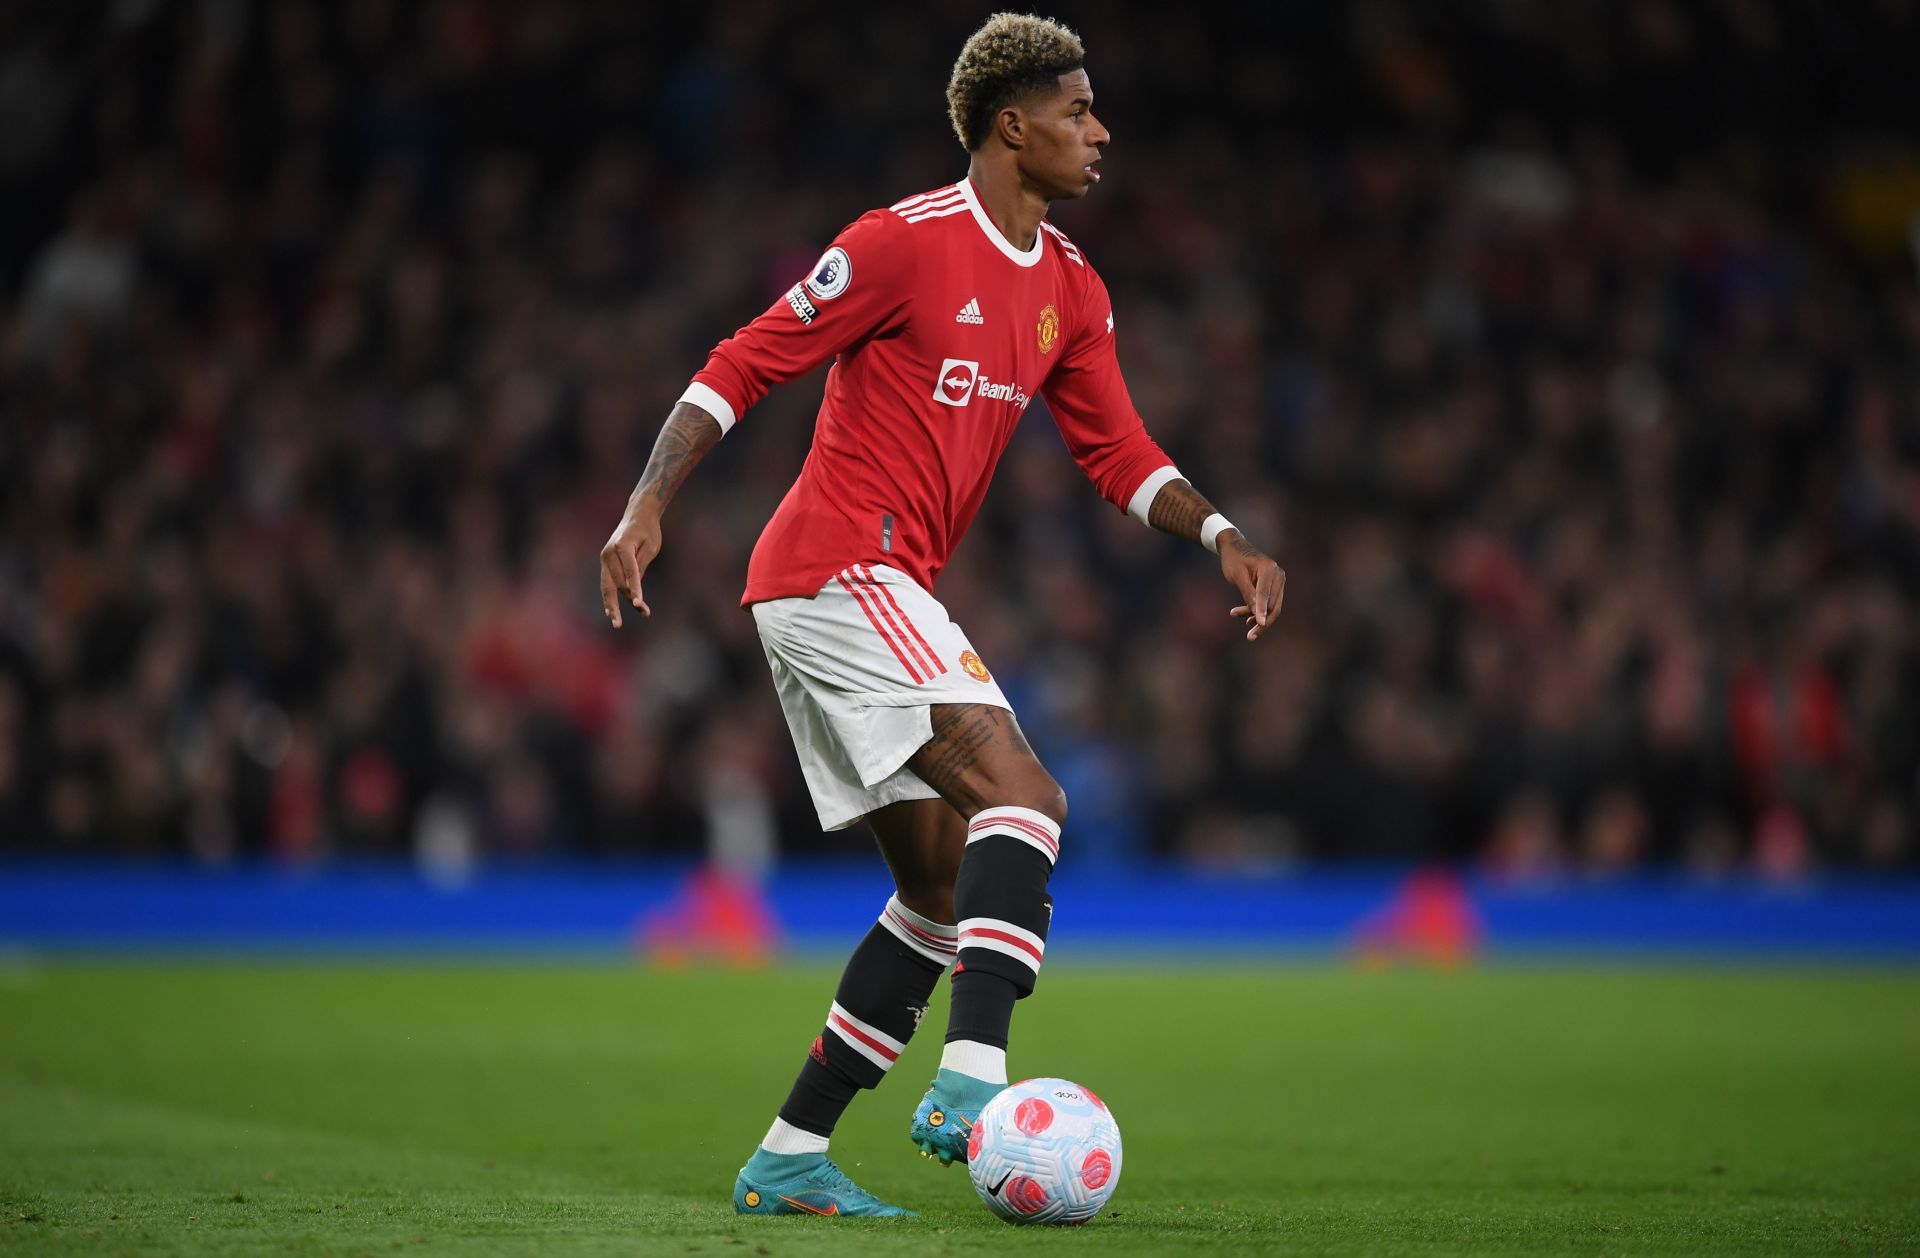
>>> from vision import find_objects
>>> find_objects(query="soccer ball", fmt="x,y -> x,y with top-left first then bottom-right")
966,1077 -> 1122,1225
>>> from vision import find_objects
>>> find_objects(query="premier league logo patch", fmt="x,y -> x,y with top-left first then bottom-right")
805,247 -> 852,301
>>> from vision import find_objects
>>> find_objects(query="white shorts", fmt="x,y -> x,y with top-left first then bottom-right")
752,562 -> 1012,832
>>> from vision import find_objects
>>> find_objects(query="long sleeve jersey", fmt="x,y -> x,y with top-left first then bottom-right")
680,177 -> 1178,607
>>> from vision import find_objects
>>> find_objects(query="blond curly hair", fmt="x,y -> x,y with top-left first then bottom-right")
946,13 -> 1086,151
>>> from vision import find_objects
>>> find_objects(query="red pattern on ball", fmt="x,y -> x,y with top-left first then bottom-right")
1013,1097 -> 1054,1136
1082,1086 -> 1106,1109
1081,1148 -> 1113,1190
1006,1175 -> 1050,1214
967,1121 -> 983,1161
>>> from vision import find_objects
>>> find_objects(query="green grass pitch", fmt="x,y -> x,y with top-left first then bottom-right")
2,960 -> 1917,1256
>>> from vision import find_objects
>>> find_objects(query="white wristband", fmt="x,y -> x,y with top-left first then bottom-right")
1200,513 -> 1236,554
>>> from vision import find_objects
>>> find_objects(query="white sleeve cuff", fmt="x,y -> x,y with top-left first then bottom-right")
677,381 -> 737,435
1200,513 -> 1237,554
1126,464 -> 1183,524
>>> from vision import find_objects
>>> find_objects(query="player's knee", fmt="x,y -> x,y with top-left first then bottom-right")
1006,775 -> 1067,831
1037,781 -> 1068,830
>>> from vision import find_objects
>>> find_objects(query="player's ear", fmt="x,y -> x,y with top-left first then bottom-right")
994,106 -> 1027,150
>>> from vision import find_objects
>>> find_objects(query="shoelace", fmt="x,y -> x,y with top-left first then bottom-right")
814,1162 -> 876,1203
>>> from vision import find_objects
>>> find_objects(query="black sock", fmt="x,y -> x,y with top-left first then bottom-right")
776,1053 -> 860,1139
775,900 -> 953,1138
946,807 -> 1060,1052
946,967 -> 1020,1049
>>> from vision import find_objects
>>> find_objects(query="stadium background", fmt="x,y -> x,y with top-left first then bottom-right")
2,0 -> 1920,929
3,5 -> 1919,1255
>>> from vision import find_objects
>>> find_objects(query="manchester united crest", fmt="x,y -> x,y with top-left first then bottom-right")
1037,304 -> 1060,355
960,650 -> 992,683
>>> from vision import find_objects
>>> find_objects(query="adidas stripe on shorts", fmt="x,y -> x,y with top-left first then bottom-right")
751,562 -> 1012,831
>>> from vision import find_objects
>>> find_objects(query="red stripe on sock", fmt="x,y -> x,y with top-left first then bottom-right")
888,907 -> 958,952
960,926 -> 1044,964
828,1011 -> 900,1061
969,816 -> 1060,859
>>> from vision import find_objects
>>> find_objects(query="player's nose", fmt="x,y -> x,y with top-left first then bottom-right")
1088,113 -> 1111,148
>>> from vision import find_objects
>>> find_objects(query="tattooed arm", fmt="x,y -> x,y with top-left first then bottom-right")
1147,478 -> 1287,642
598,402 -> 724,627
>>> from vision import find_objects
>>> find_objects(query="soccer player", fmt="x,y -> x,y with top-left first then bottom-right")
599,13 -> 1283,1217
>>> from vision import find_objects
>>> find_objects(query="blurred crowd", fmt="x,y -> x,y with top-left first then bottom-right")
3,0 -> 1918,874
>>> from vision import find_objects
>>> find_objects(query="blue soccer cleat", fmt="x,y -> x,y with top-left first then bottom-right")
733,1149 -> 915,1218
910,1068 -> 1004,1165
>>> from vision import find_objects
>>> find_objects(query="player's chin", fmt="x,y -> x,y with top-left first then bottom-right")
1058,171 -> 1099,199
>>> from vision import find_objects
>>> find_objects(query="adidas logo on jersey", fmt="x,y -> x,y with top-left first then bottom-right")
955,298 -> 984,325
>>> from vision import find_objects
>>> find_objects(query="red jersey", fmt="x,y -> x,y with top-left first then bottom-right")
682,178 -> 1177,607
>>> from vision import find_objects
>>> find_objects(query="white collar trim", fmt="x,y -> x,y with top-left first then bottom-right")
959,178 -> 1045,268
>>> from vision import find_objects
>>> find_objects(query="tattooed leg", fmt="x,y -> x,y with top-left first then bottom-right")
906,705 -> 1065,1081
906,705 -> 1063,821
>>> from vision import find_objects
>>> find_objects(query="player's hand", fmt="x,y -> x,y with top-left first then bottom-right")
599,502 -> 663,628
1220,531 -> 1285,642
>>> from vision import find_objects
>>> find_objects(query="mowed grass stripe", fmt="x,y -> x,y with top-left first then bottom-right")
2,964 -> 1916,1256
0,1075 -> 703,1255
